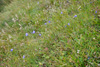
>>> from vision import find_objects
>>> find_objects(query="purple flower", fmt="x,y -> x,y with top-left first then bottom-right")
10,49 -> 13,51
37,2 -> 39,4
32,30 -> 35,34
48,21 -> 50,23
23,55 -> 25,59
65,25 -> 67,27
68,23 -> 70,25
87,56 -> 90,60
74,15 -> 77,17
25,33 -> 28,36
39,34 -> 41,36
61,12 -> 63,14
45,23 -> 47,25
95,11 -> 97,13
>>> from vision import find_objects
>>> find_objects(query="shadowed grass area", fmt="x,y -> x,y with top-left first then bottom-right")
0,0 -> 100,67
0,0 -> 12,12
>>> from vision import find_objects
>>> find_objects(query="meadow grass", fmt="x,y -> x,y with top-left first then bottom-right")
0,0 -> 12,12
0,0 -> 100,67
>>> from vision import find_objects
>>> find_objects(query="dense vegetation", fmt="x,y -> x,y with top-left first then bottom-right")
0,0 -> 100,67
0,0 -> 12,12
